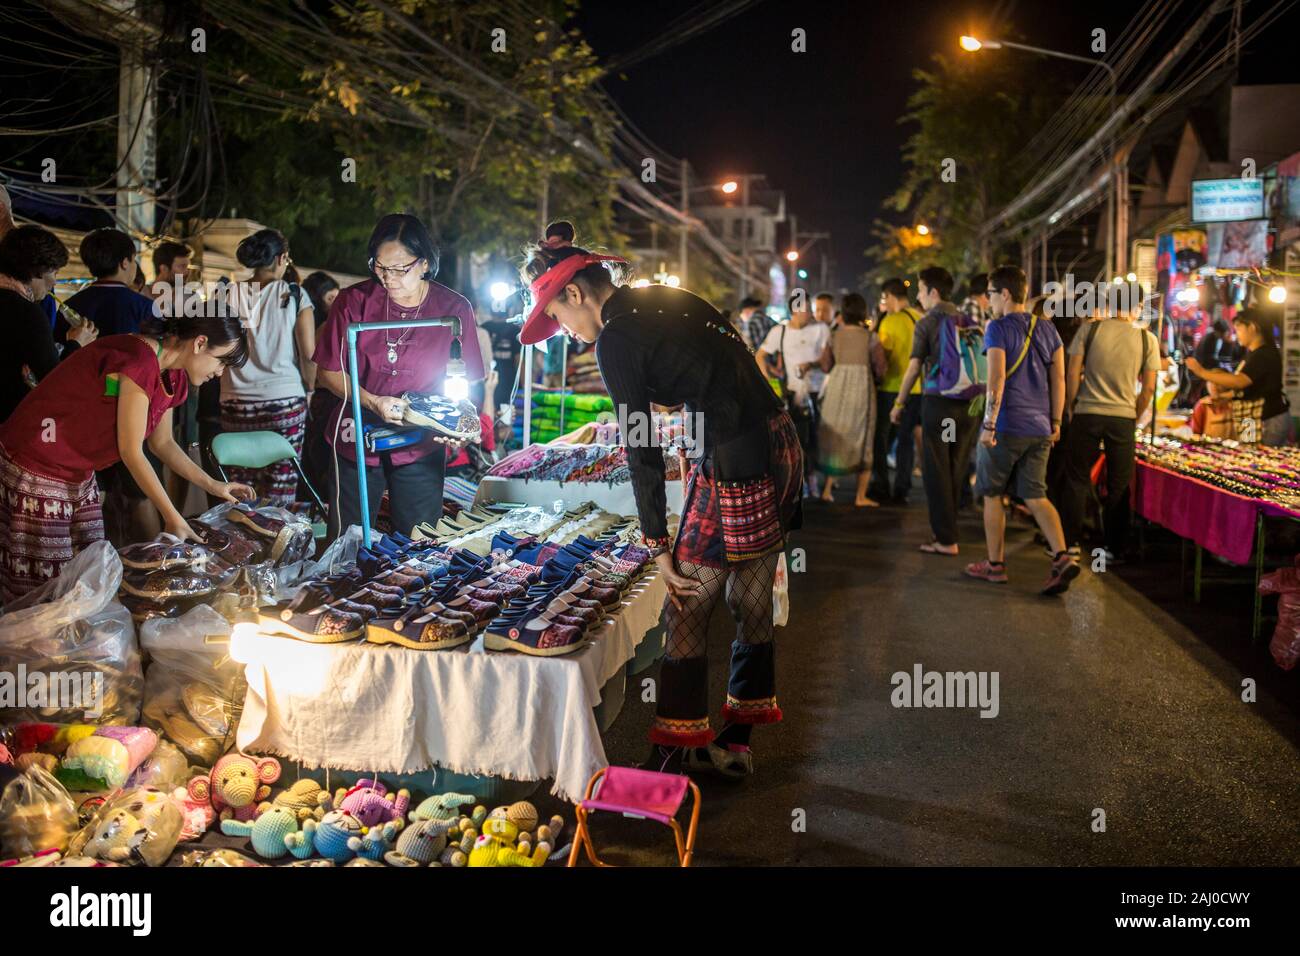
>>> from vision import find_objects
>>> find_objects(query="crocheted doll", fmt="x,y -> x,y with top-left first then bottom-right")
258,778 -> 331,822
384,818 -> 469,867
301,809 -> 365,863
409,792 -> 484,825
334,779 -> 409,830
188,754 -> 281,823
466,802 -> 564,868
220,808 -> 316,861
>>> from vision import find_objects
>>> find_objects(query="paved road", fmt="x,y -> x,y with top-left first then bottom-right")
585,494 -> 1300,866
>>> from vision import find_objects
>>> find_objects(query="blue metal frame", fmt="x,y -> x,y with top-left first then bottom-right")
345,316 -> 461,547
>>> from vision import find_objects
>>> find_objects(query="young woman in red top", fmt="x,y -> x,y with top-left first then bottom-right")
0,314 -> 254,601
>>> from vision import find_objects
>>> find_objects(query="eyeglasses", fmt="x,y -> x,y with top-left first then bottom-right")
369,257 -> 422,279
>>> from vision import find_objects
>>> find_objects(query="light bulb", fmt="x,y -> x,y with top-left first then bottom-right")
665,275 -> 681,288
1126,272 -> 1137,282
1268,284 -> 1287,304
444,358 -> 470,401
229,621 -> 260,664
489,281 -> 512,301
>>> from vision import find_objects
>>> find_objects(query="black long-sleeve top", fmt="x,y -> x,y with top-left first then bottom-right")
0,289 -> 79,423
594,285 -> 781,540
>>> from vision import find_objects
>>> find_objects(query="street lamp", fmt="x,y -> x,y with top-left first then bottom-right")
960,33 -> 1120,277
916,223 -> 930,236
720,180 -> 738,194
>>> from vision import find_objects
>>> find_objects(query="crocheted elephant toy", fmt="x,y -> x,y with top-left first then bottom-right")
220,807 -> 316,861
409,792 -> 484,825
258,778 -> 332,822
333,779 -> 409,830
384,817 -> 470,867
188,754 -> 281,823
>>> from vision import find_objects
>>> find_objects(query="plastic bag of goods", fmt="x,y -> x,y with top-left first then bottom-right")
124,738 -> 190,792
140,604 -> 245,768
117,534 -> 227,623
0,764 -> 79,858
7,722 -> 158,791
0,541 -> 142,724
1260,559 -> 1300,670
195,501 -> 314,568
65,786 -> 182,866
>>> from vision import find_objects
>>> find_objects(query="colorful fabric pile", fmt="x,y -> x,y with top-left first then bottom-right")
488,443 -> 683,485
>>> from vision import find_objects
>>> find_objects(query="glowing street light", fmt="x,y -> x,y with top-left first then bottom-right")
959,35 -> 988,52
1269,284 -> 1288,304
916,224 -> 931,236
720,181 -> 738,194
785,250 -> 799,263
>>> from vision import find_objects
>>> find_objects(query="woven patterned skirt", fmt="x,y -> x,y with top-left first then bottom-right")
674,411 -> 803,569
0,446 -> 104,604
218,396 -> 307,507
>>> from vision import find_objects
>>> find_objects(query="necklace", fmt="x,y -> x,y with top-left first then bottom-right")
384,286 -> 424,366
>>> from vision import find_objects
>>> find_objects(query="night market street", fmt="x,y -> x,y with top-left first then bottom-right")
595,492 -> 1300,866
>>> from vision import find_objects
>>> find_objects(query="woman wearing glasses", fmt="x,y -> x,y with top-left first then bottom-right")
312,214 -> 484,539
218,228 -> 316,505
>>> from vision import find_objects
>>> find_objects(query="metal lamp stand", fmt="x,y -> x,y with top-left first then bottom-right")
345,315 -> 461,547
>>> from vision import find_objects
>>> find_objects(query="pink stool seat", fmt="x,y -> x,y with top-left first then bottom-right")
582,766 -> 689,825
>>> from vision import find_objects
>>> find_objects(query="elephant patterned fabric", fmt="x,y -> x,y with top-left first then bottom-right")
0,447 -> 104,603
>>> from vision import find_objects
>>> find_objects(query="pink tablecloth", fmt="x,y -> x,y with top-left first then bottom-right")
1133,461 -> 1300,564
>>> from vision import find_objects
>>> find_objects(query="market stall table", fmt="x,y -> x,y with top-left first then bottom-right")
1133,458 -> 1300,638
233,571 -> 666,804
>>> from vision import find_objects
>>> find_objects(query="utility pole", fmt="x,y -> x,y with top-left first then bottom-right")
679,159 -> 689,289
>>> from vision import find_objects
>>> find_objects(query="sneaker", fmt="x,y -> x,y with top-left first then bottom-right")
1041,553 -> 1081,596
1042,544 -> 1082,559
963,560 -> 1009,584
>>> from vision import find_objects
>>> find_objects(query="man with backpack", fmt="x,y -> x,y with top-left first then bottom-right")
1060,292 -> 1160,563
871,277 -> 923,502
966,265 -> 1078,596
892,265 -> 983,555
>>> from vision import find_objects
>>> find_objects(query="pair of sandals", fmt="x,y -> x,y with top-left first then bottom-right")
682,743 -> 755,778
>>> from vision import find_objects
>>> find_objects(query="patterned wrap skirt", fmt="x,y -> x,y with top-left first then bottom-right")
0,446 -> 104,604
218,395 -> 308,507
674,411 -> 803,569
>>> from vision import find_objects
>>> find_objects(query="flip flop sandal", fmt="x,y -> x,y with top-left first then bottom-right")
919,541 -> 957,554
683,743 -> 754,779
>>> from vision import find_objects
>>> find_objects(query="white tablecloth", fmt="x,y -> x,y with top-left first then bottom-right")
235,573 -> 665,803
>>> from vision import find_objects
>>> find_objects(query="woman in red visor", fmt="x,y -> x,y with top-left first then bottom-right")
519,220 -> 802,777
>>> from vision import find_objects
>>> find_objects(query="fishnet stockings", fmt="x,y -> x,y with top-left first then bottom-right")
663,554 -> 779,660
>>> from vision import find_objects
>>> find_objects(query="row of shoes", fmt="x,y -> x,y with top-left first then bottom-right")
257,524 -> 654,656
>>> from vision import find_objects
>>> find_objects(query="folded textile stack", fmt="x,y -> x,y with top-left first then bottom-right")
257,503 -> 655,657
486,442 -> 682,485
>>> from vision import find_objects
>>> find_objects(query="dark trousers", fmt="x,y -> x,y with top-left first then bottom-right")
870,391 -> 922,499
920,396 -> 980,546
1061,413 -> 1136,553
298,391 -> 339,505
328,449 -> 446,541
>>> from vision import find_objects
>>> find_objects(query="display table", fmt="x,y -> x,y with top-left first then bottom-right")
1133,459 -> 1300,638
234,572 -> 666,804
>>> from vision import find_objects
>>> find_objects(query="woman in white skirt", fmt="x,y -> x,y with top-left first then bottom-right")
814,293 -> 885,505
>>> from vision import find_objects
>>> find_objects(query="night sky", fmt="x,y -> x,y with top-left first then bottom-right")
579,0 -> 1300,290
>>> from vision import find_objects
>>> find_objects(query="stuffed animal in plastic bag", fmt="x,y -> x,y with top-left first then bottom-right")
81,809 -> 149,864
188,753 -> 281,822
258,778 -> 331,822
172,786 -> 217,842
334,778 -> 409,830
220,807 -> 316,861
73,787 -> 182,867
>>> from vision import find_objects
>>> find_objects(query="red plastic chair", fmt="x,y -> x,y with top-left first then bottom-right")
567,765 -> 701,867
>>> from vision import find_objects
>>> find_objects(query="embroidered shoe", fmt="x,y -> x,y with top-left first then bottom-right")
963,560 -> 1009,584
191,520 -> 266,566
225,505 -> 297,563
367,611 -> 471,651
261,605 -> 365,643
401,393 -> 481,442
482,619 -> 585,656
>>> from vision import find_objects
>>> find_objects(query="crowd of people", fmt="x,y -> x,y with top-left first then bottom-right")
737,260 -> 1288,597
0,185 -> 487,602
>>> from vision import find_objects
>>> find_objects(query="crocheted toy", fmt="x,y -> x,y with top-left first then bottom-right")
347,820 -> 398,861
466,803 -> 565,868
334,779 -> 409,830
299,809 -> 364,863
188,753 -> 281,822
220,807 -> 316,861
437,823 -> 479,867
81,810 -> 148,863
383,818 -> 460,867
258,778 -> 332,822
409,792 -> 485,825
